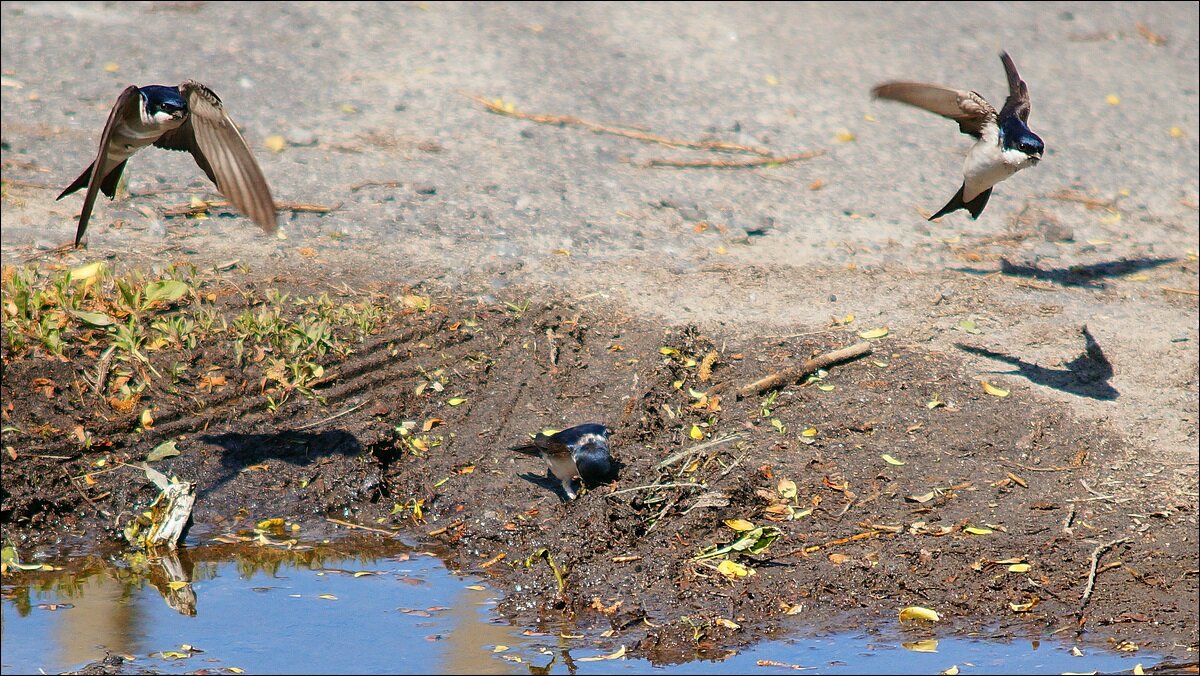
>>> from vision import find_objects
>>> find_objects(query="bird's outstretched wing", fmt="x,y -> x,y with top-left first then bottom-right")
997,51 -> 1032,123
59,85 -> 141,246
871,81 -> 997,139
154,80 -> 277,233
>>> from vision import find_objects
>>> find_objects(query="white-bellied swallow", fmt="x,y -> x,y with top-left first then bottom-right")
872,51 -> 1044,220
57,81 -> 277,247
511,423 -> 615,500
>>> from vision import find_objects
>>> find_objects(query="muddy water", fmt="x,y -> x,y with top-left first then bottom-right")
0,540 -> 1165,675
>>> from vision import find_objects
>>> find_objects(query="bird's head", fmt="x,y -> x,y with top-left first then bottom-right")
1000,115 -> 1044,165
140,85 -> 188,123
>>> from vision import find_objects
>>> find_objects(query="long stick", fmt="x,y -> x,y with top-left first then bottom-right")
1079,537 -> 1130,612
737,341 -> 873,397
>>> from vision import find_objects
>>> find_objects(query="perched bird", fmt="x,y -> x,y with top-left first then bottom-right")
511,423 -> 614,500
58,81 -> 277,247
872,51 -> 1044,220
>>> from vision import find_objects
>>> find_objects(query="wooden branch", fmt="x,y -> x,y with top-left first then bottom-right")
737,341 -> 873,398
641,150 -> 824,168
1079,537 -> 1130,612
162,200 -> 339,218
462,91 -> 773,156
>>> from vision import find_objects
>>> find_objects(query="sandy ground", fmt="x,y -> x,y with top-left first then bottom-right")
3,2 -> 1196,469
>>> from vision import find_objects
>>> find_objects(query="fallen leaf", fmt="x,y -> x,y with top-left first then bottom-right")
881,454 -> 906,466
980,380 -> 1009,397
858,327 -> 889,340
577,646 -> 626,662
898,606 -> 940,622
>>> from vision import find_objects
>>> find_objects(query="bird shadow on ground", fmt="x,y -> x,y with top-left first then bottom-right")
197,429 -> 364,496
951,257 -> 1176,288
956,325 -> 1118,400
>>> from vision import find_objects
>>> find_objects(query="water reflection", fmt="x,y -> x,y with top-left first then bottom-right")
0,538 -> 1179,674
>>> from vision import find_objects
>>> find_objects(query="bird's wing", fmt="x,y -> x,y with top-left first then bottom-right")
68,85 -> 141,246
155,81 -> 277,233
871,81 -> 996,138
997,51 -> 1032,123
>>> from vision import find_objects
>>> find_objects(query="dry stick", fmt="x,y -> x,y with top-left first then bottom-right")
737,341 -> 873,397
1063,503 -> 1077,534
640,150 -> 824,169
461,91 -> 773,156
349,180 -> 405,192
294,400 -> 370,432
1079,537 -> 1131,613
62,467 -> 106,517
161,200 -> 339,217
326,517 -> 402,537
1161,286 -> 1199,296
606,482 -> 707,498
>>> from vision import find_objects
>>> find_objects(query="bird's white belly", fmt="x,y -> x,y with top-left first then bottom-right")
962,141 -> 1020,201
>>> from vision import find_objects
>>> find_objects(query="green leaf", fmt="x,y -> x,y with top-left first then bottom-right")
70,309 -> 115,327
146,440 -> 181,462
144,280 -> 190,305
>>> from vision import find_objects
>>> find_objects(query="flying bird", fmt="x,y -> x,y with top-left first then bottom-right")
872,51 -> 1044,220
511,423 -> 615,500
58,80 -> 277,247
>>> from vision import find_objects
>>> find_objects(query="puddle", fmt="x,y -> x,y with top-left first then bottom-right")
1,539 -> 1171,675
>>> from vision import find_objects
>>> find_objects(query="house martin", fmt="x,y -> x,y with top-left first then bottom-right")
58,80 -> 277,246
872,51 -> 1044,220
511,423 -> 615,500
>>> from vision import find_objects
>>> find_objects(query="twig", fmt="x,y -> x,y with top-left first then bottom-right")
738,341 -> 873,397
62,467 -> 107,517
349,180 -> 405,192
1001,461 -> 1080,473
640,150 -> 824,168
1045,190 -> 1118,211
1079,537 -> 1130,612
1,179 -> 58,190
462,91 -> 773,156
606,482 -> 707,498
1161,286 -> 1199,296
294,400 -> 369,431
656,432 -> 746,470
1063,503 -> 1077,534
161,200 -> 339,217
326,517 -> 402,537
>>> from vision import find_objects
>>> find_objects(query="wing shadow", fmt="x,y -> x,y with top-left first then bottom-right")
956,325 -> 1118,400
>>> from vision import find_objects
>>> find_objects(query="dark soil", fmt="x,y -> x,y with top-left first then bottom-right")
2,266 -> 1197,665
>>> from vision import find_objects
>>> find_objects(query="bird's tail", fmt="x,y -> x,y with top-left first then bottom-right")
929,184 -> 992,221
510,443 -> 544,457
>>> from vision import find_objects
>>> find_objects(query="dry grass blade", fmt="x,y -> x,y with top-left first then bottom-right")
641,150 -> 824,168
462,91 -> 773,156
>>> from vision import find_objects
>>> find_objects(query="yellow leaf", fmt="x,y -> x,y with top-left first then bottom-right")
1169,127 -> 1184,138
689,425 -> 704,440
980,380 -> 1009,397
466,585 -> 485,590
964,526 -> 993,535
447,397 -> 467,406
714,618 -> 741,629
835,129 -> 857,143
103,62 -> 119,73
801,427 -> 817,437
263,135 -> 286,153
140,408 -> 154,429
1008,563 -> 1031,573
881,454 -> 905,466
898,606 -> 940,622
318,594 -> 337,600
1106,94 -> 1120,106
858,327 -> 889,339
723,519 -> 755,531
1134,664 -> 1145,675
943,667 -> 960,675
764,74 -> 780,86
1009,598 -> 1039,612
577,646 -> 626,662
69,261 -> 105,283
777,479 -> 797,500
167,580 -> 189,590
716,559 -> 754,579
493,645 -> 509,653
903,639 -> 939,653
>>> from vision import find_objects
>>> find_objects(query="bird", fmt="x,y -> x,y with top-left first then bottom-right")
57,80 -> 277,247
510,423 -> 615,500
872,51 -> 1044,220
